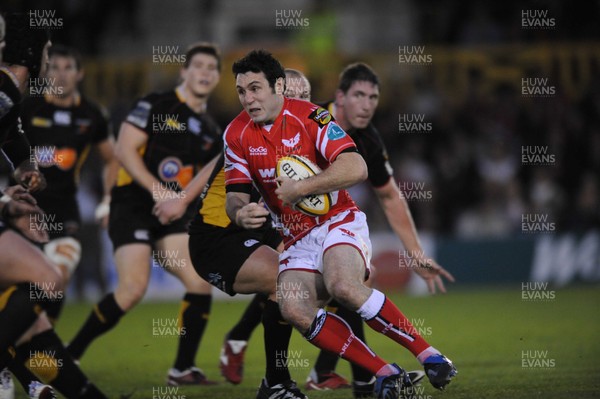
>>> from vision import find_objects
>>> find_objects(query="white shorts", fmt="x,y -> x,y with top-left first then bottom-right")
279,210 -> 372,277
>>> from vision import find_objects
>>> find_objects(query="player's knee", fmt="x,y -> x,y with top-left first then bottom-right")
116,280 -> 147,309
279,299 -> 312,331
35,266 -> 65,296
326,279 -> 356,305
44,237 -> 81,277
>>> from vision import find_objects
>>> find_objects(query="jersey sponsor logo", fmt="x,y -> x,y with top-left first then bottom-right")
258,168 -> 276,179
34,146 -> 77,170
326,122 -> 346,140
126,101 -> 152,129
134,229 -> 150,240
244,239 -> 260,247
53,110 -> 72,126
31,117 -> 52,128
309,107 -> 332,127
249,146 -> 268,156
187,117 -> 202,135
0,91 -> 14,119
282,132 -> 301,148
158,157 -> 193,188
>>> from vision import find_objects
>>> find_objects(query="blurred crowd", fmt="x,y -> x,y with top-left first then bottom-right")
2,0 -> 598,241
366,73 -> 600,237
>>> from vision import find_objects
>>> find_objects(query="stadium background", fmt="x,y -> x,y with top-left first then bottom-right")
1,1 -> 599,296
4,0 -> 598,299
0,1 -> 599,397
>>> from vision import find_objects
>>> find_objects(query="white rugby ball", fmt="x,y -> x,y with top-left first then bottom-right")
276,155 -> 332,217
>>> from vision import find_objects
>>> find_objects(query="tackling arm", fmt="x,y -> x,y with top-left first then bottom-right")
375,178 -> 455,293
226,191 -> 268,229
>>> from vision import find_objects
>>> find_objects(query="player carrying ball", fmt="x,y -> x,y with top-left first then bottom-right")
224,50 -> 457,399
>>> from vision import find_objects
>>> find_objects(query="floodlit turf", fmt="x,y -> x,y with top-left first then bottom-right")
17,285 -> 599,398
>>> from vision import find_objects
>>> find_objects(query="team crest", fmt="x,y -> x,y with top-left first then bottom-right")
326,122 -> 346,140
158,156 -> 193,187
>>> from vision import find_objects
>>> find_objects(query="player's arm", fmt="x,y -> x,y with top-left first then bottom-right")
3,123 -> 46,192
94,137 -> 119,225
223,124 -> 269,229
225,191 -> 268,229
152,154 -> 220,225
275,150 -> 367,207
114,122 -> 166,198
375,178 -> 455,293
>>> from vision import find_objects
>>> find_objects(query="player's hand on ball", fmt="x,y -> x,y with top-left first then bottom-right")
275,176 -> 303,207
412,255 -> 455,294
235,202 -> 269,229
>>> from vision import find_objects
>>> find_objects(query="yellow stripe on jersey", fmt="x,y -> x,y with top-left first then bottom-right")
198,168 -> 230,228
74,144 -> 91,185
116,144 -> 147,187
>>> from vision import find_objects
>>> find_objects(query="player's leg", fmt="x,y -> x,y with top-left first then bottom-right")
156,233 -> 216,386
219,232 -> 283,382
277,268 -> 404,390
307,273 -> 378,392
14,315 -> 107,398
42,236 -> 82,324
232,245 -> 304,398
66,243 -> 151,360
322,212 -> 456,391
0,230 -> 64,351
188,228 -> 304,397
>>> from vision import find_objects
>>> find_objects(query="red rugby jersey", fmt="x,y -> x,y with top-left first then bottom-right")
224,97 -> 359,246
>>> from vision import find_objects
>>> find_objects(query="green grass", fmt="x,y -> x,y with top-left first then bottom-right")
18,285 -> 600,398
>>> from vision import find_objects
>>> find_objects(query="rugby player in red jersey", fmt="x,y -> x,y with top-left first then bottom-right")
224,50 -> 457,399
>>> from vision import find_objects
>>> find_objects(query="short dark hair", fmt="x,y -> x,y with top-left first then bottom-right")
338,62 -> 379,93
184,42 -> 221,71
48,44 -> 82,70
232,50 -> 285,91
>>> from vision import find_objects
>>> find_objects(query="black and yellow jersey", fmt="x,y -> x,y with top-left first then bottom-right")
21,94 -> 110,202
189,153 -> 230,229
189,153 -> 268,232
115,89 -> 222,203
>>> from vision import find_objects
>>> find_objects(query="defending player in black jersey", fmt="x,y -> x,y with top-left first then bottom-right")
0,12 -> 107,399
21,44 -> 118,323
66,42 -> 222,386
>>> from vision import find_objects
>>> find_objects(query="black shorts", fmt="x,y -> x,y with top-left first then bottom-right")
109,186 -> 194,250
34,195 -> 80,239
188,223 -> 282,296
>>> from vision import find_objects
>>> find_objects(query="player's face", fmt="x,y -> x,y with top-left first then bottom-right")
181,53 -> 220,97
46,54 -> 82,97
284,74 -> 311,100
336,80 -> 379,129
236,71 -> 284,124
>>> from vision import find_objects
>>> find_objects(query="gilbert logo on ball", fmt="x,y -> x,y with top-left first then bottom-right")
276,155 -> 331,217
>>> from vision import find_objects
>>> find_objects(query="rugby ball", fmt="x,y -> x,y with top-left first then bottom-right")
275,155 -> 332,217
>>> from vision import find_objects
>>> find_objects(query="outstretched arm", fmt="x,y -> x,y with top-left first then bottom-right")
375,178 -> 455,293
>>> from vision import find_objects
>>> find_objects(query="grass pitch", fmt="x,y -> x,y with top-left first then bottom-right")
16,285 -> 599,398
